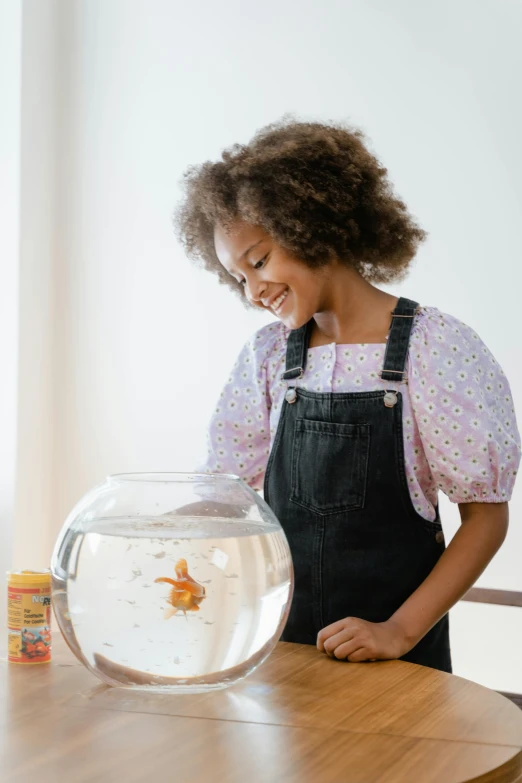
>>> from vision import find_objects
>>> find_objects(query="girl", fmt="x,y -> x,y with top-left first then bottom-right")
175,119 -> 520,672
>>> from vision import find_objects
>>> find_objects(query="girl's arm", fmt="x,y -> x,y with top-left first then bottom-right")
317,502 -> 509,661
387,501 -> 509,653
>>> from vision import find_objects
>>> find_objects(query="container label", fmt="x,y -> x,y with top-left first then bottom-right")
8,586 -> 52,663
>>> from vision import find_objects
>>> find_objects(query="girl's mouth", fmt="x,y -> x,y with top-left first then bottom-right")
272,289 -> 289,315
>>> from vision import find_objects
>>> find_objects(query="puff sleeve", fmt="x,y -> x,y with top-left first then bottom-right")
201,324 -> 284,490
408,308 -> 520,504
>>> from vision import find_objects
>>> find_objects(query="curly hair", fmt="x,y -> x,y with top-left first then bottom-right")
174,118 -> 426,298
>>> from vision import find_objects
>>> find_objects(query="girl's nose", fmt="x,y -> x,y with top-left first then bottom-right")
247,279 -> 268,304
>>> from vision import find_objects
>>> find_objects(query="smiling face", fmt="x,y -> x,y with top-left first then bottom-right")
214,221 -> 331,330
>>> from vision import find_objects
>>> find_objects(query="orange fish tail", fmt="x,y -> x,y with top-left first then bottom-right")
186,580 -> 206,598
174,558 -> 188,579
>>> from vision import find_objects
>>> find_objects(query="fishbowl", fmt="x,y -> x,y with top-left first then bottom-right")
51,473 -> 293,692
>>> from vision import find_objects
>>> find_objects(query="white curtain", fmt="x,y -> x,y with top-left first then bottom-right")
0,0 -> 59,576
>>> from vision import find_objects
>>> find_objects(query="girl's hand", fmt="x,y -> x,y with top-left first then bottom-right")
317,617 -> 411,662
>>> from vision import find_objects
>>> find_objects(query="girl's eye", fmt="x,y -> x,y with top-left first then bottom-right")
253,255 -> 267,270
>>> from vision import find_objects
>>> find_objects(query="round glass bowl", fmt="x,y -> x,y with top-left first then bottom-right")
51,473 -> 293,692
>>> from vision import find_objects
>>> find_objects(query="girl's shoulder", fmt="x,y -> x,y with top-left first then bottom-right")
248,320 -> 289,362
410,305 -> 504,379
412,305 -> 486,349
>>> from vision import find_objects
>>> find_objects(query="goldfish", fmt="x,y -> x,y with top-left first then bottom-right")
39,627 -> 51,645
24,642 -> 37,658
155,558 -> 206,619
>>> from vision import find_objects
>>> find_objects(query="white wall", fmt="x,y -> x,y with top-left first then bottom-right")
10,0 -> 60,570
0,0 -> 22,585
8,0 -> 522,688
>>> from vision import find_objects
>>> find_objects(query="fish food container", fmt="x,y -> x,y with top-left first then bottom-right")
51,473 -> 294,692
7,570 -> 52,664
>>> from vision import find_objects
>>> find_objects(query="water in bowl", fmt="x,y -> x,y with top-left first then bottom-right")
52,515 -> 292,691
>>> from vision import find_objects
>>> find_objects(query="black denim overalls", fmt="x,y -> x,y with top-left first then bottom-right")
264,297 -> 452,672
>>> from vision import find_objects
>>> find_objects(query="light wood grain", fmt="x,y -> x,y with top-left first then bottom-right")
1,638 -> 522,783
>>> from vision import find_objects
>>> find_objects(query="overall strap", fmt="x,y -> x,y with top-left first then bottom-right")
282,320 -> 314,381
380,297 -> 420,382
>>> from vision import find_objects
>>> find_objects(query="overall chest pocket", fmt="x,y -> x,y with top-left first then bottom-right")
290,418 -> 370,515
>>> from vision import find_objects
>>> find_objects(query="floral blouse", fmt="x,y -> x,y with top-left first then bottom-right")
201,307 -> 520,522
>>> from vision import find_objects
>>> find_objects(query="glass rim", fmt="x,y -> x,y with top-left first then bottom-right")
107,472 -> 242,483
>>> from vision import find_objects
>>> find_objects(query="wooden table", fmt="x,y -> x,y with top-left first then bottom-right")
2,638 -> 522,783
